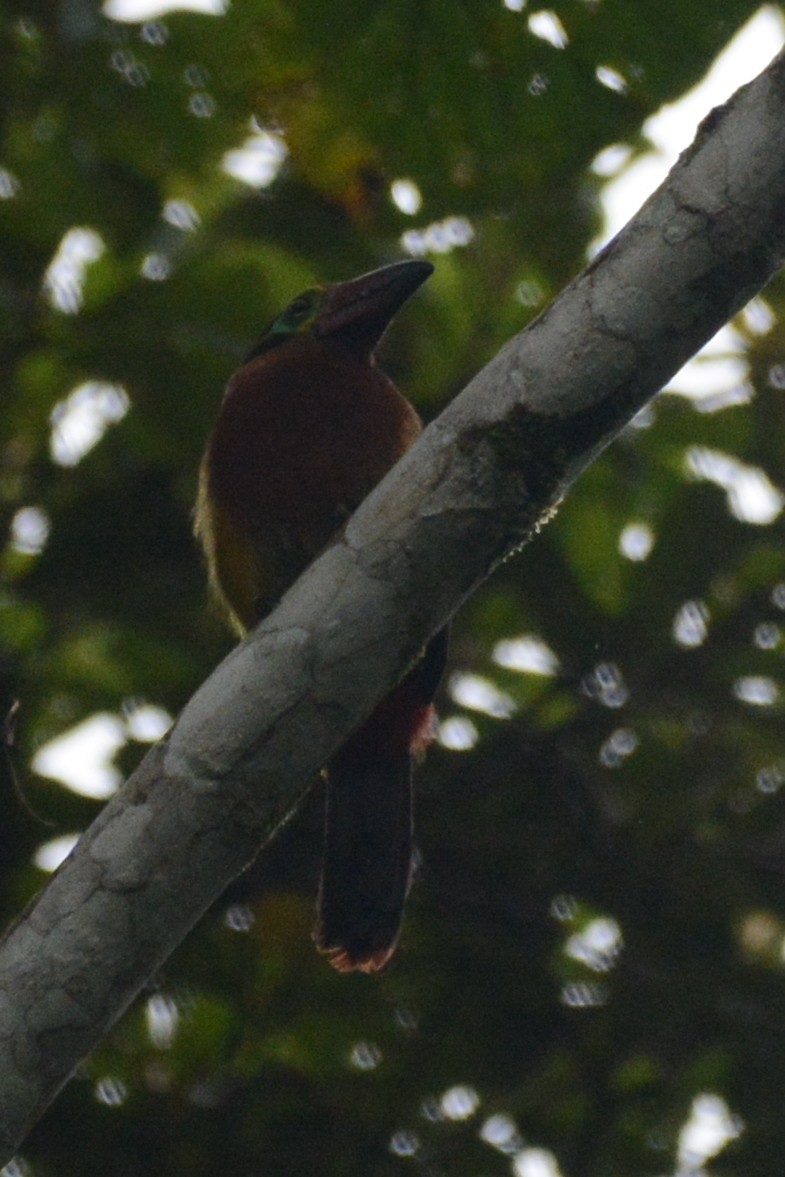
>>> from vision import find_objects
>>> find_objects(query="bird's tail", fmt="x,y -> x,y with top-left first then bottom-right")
314,739 -> 415,973
314,629 -> 448,973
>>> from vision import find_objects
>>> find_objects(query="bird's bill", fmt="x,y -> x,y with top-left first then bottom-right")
315,259 -> 433,355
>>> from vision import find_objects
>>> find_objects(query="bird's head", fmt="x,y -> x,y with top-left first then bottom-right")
245,259 -> 433,364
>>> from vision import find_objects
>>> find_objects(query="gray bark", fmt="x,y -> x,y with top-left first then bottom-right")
3,44 -> 785,1162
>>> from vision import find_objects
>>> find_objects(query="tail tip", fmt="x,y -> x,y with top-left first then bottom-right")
314,932 -> 398,974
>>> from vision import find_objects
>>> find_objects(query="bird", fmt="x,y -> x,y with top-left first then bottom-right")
195,259 -> 447,972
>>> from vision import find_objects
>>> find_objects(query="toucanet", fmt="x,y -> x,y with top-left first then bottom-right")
195,260 -> 446,972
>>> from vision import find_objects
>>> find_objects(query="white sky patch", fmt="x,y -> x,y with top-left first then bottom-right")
591,8 -> 785,405
528,10 -> 568,49
224,903 -> 255,932
440,1085 -> 480,1121
513,1148 -> 565,1177
550,893 -> 578,922
672,600 -> 710,649
757,763 -> 785,793
349,1041 -> 382,1071
599,726 -> 639,768
438,715 -> 479,751
619,521 -> 654,561
124,701 -> 172,741
43,227 -> 105,314
753,621 -> 781,650
390,178 -> 423,216
667,341 -> 751,411
104,0 -> 226,18
685,446 -> 784,524
0,167 -> 21,199
677,1093 -> 743,1172
767,364 -> 785,388
188,91 -> 216,119
94,1076 -> 128,1107
449,672 -> 516,718
493,635 -> 560,675
146,994 -> 179,1049
595,65 -> 627,94
32,702 -> 172,800
32,713 -> 126,799
401,215 -> 474,256
565,916 -> 623,972
733,676 -> 780,706
591,143 -> 633,178
141,252 -> 171,280
595,9 -> 785,249
480,1113 -> 523,1155
583,662 -> 629,709
389,1130 -> 420,1158
162,198 -> 200,231
10,506 -> 50,555
50,381 -> 130,467
33,832 -> 80,873
742,295 -> 776,336
560,981 -> 608,1008
223,124 -> 287,188
630,405 -> 655,430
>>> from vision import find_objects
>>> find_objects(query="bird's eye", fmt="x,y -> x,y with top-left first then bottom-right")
288,293 -> 316,319
244,289 -> 323,361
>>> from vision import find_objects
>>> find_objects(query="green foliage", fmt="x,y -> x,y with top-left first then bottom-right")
4,0 -> 785,1174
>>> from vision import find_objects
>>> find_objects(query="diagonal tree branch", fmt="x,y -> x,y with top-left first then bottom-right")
2,44 -> 785,1162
